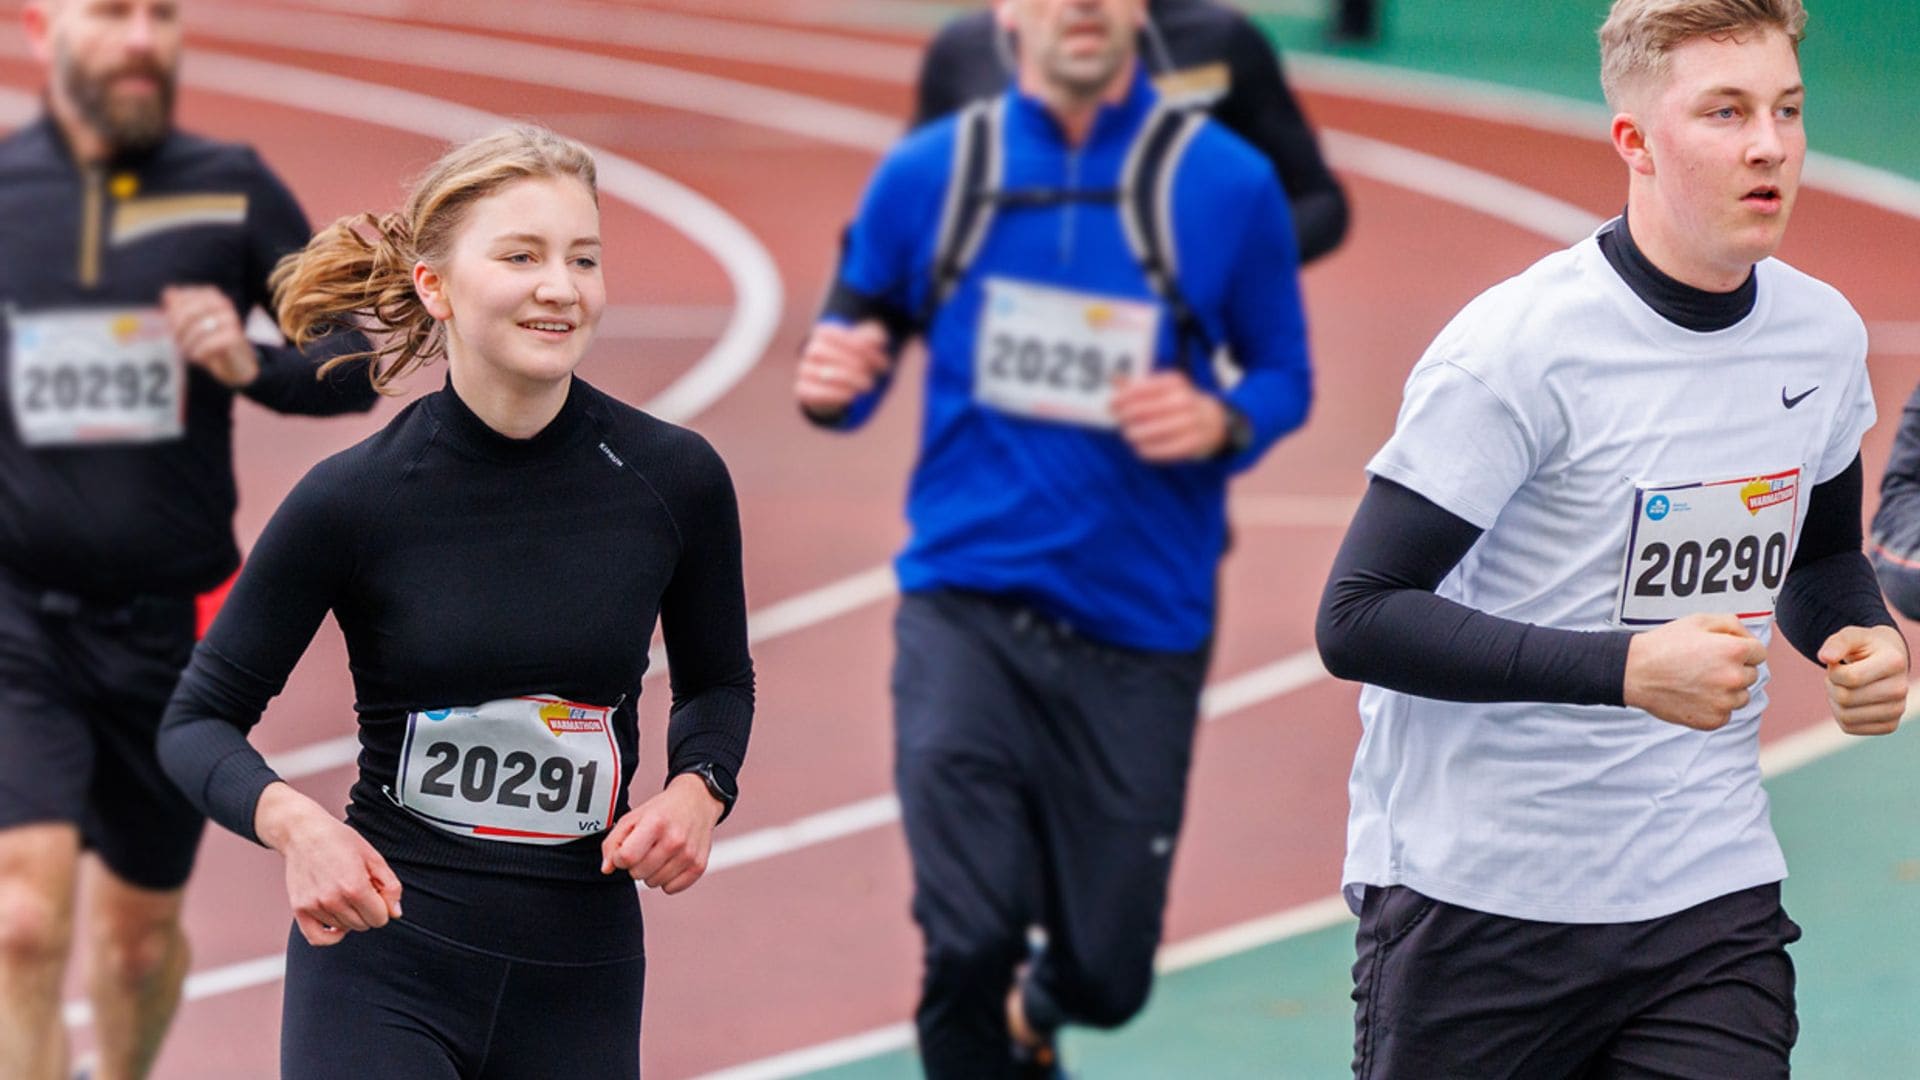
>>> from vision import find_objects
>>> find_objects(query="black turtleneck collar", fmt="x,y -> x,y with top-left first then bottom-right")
427,375 -> 592,465
1598,211 -> 1756,333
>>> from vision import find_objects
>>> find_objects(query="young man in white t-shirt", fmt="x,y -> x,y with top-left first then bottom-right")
1315,1 -> 1908,1075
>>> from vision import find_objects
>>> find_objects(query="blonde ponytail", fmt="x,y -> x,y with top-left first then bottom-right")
269,126 -> 599,393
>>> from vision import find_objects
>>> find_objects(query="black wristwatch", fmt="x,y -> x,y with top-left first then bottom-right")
1215,403 -> 1254,460
676,762 -> 738,824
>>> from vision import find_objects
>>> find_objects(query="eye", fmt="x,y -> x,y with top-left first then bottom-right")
572,256 -> 600,270
503,252 -> 535,265
1712,106 -> 1740,120
1777,104 -> 1802,120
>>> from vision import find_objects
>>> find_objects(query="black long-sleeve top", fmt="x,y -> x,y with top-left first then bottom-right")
1319,216 -> 1895,701
911,0 -> 1349,264
158,378 -> 753,882
0,116 -> 375,600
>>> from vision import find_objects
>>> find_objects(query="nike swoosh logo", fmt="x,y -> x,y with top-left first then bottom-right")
1783,386 -> 1819,409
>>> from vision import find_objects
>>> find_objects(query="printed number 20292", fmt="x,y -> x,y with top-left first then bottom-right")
20,361 -> 172,413
1632,533 -> 1787,599
417,742 -> 599,814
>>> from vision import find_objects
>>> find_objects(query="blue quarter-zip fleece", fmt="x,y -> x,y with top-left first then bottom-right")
835,71 -> 1312,651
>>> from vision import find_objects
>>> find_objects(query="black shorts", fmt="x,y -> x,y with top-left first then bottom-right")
280,861 -> 647,1080
0,569 -> 204,890
1352,882 -> 1800,1079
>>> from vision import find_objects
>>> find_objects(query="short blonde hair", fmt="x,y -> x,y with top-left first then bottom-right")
1599,0 -> 1808,110
270,126 -> 598,393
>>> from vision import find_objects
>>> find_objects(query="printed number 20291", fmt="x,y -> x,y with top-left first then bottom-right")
417,742 -> 599,814
1632,533 -> 1786,599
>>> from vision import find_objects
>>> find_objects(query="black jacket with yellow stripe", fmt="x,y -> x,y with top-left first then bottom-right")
0,116 -> 375,601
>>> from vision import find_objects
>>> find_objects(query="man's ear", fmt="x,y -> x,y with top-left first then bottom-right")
1612,112 -> 1656,177
413,261 -> 452,323
993,0 -> 1017,34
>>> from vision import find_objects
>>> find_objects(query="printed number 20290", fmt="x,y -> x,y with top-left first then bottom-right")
416,742 -> 599,814
1631,533 -> 1787,599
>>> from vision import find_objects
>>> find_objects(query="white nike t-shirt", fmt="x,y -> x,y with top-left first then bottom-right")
1347,233 -> 1875,923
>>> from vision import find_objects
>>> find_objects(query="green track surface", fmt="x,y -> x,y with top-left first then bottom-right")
803,3 -> 1919,1075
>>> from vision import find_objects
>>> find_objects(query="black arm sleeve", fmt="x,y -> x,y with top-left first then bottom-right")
1219,19 -> 1349,264
1316,477 -> 1633,704
237,154 -> 379,416
1776,455 -> 1899,662
656,436 -> 755,796
158,459 -> 358,844
1871,383 -> 1920,620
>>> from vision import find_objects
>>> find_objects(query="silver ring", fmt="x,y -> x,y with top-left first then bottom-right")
199,315 -> 218,335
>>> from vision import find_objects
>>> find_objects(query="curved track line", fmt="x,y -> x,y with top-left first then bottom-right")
189,2 -> 900,153
0,39 -> 785,428
266,0 -> 923,82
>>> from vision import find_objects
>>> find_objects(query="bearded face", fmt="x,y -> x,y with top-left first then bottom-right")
56,33 -> 177,153
32,0 -> 184,156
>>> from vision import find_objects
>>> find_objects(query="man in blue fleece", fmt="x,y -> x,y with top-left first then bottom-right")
795,1 -> 1312,1074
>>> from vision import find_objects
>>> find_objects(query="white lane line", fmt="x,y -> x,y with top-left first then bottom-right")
263,0 -> 923,82
0,37 -> 786,429
1322,130 -> 1602,243
189,2 -> 900,154
1285,53 -> 1920,223
1869,322 -> 1920,358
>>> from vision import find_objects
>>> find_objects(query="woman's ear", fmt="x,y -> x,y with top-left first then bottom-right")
413,260 -> 453,322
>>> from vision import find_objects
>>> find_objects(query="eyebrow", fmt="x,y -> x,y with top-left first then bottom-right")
1700,83 -> 1805,99
489,232 -> 602,247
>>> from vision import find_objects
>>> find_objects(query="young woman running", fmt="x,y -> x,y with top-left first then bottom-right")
157,126 -> 753,1079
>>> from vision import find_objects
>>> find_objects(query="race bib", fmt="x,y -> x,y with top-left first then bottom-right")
6,306 -> 185,447
395,695 -> 621,845
974,278 -> 1159,429
1615,469 -> 1800,626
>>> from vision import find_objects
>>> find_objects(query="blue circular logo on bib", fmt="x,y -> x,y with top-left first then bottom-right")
1646,495 -> 1671,521
422,709 -> 453,722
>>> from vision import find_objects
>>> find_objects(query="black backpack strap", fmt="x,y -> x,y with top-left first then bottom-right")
1118,104 -> 1214,374
920,97 -> 1006,328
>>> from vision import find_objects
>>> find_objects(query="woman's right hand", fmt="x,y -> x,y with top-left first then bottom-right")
254,781 -> 404,946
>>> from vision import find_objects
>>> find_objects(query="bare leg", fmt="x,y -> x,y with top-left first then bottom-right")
0,823 -> 81,1080
82,859 -> 189,1080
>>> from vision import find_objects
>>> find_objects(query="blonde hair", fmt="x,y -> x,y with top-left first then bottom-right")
270,126 -> 598,393
1599,0 -> 1807,110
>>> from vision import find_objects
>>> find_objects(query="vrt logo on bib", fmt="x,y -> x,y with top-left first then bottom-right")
974,278 -> 1159,429
395,695 -> 621,845
1615,468 -> 1800,626
6,306 -> 186,447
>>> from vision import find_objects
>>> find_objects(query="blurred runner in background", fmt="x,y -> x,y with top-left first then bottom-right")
0,3 -> 374,1077
798,0 -> 1313,1074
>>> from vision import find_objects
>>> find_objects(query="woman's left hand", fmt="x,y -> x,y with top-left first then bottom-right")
599,773 -> 726,893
